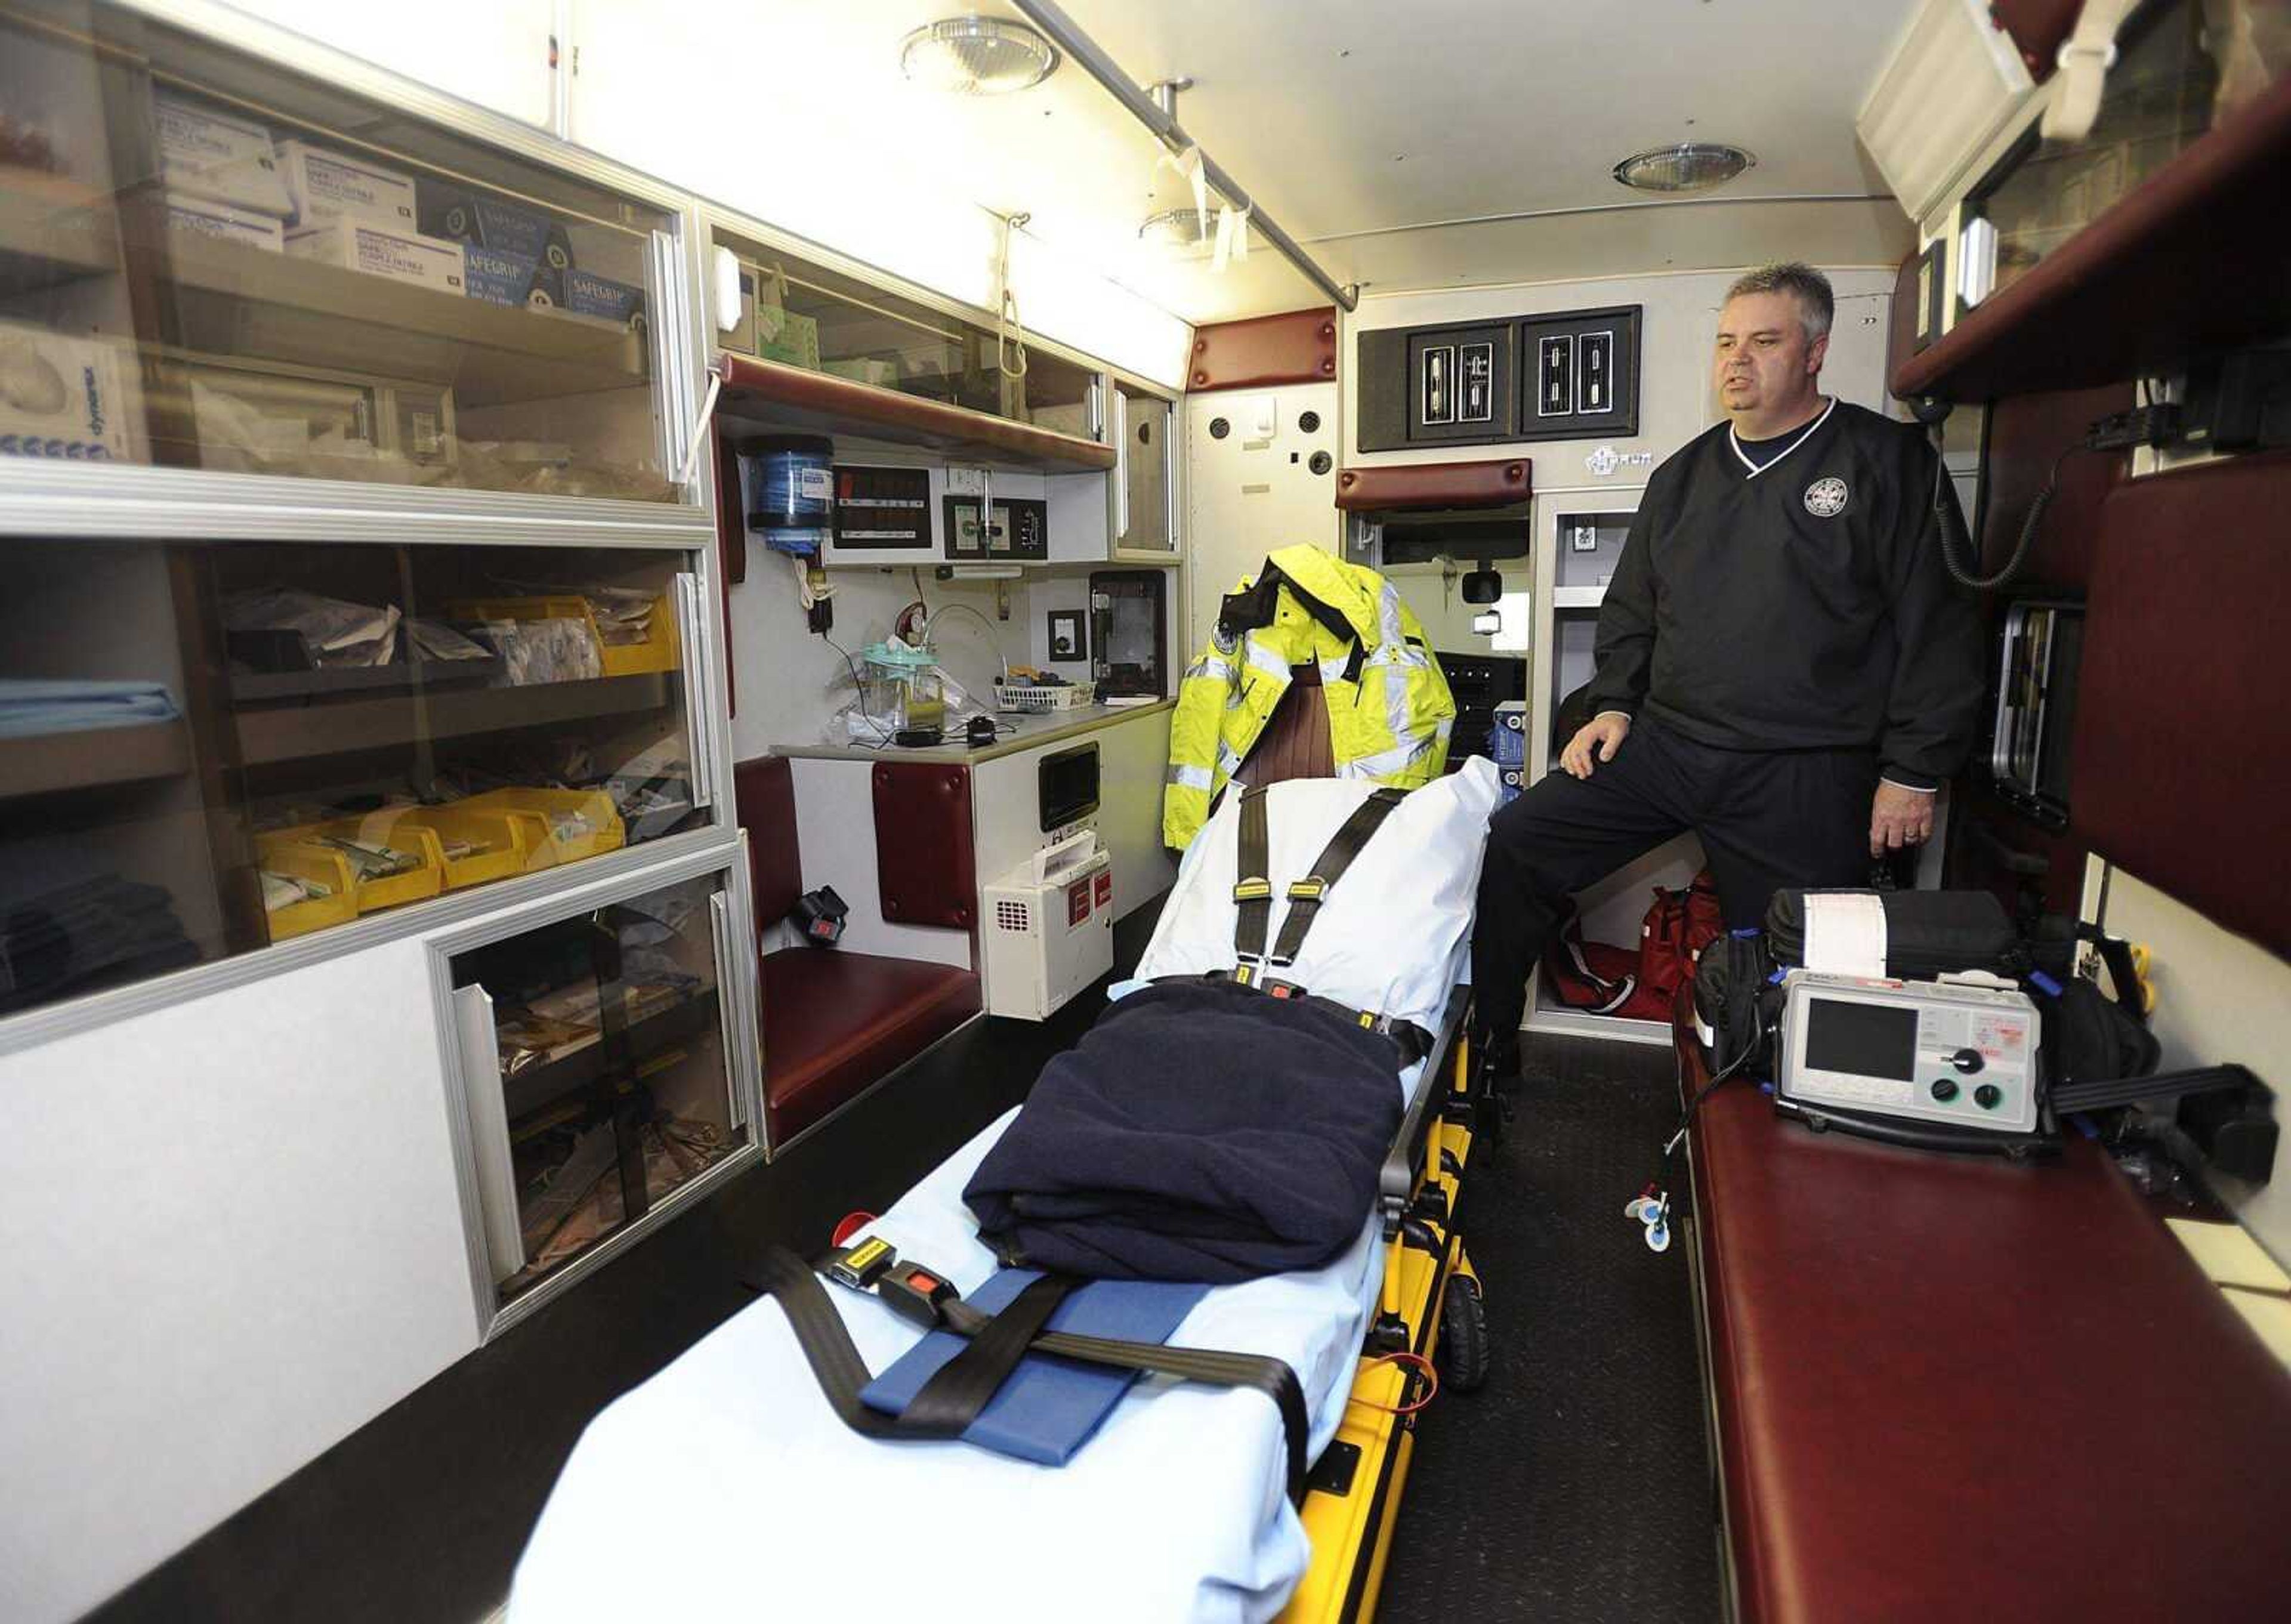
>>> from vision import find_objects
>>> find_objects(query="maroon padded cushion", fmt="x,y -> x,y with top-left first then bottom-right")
871,762 -> 976,930
1676,997 -> 2291,1624
1236,665 -> 1335,789
1187,307 -> 1339,392
1335,456 -> 1530,512
2070,449 -> 2291,959
733,755 -> 802,933
760,949 -> 980,1142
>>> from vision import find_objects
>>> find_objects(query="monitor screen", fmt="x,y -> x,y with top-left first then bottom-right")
1804,998 -> 1919,1082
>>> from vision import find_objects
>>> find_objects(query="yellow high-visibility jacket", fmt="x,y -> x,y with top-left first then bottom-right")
1163,546 -> 1455,850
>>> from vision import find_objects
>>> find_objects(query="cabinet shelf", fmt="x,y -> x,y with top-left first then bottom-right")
0,167 -> 119,296
714,352 -> 1116,474
502,986 -> 722,1123
149,231 -> 651,409
234,671 -> 671,765
1552,585 -> 1605,610
0,718 -> 189,800
1892,73 -> 2291,403
229,657 -> 502,706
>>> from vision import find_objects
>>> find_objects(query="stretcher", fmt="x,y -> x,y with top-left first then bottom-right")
512,764 -> 1502,1622
507,995 -> 1492,1624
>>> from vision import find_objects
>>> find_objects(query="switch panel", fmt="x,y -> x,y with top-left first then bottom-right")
1516,305 -> 1640,443
1536,334 -> 1575,418
1357,305 -> 1636,451
1392,323 -> 1515,445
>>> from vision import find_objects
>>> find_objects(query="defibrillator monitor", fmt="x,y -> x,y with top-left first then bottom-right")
1777,970 -> 2040,1135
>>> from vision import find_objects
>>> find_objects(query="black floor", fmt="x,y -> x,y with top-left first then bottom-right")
91,932 -> 1719,1624
1379,1032 -> 1722,1624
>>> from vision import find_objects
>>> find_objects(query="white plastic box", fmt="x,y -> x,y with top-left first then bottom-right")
159,190 -> 284,252
274,141 -> 418,233
285,221 -> 466,294
153,94 -> 292,217
0,321 -> 131,462
981,836 -> 1114,1021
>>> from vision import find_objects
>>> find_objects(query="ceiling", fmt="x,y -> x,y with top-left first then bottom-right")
775,0 -> 1924,323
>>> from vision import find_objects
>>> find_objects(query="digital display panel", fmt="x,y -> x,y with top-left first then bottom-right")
1804,998 -> 1919,1082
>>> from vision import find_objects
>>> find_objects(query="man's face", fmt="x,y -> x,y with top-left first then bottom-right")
1713,291 -> 1827,421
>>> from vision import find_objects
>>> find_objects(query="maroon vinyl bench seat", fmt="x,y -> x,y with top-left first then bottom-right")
736,756 -> 980,1145
1672,992 -> 2291,1622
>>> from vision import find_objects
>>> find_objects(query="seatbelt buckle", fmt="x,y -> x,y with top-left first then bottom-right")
1286,876 -> 1329,901
876,1263 -> 958,1330
1262,978 -> 1305,1000
1232,877 -> 1273,903
1231,961 -> 1260,987
826,1235 -> 899,1291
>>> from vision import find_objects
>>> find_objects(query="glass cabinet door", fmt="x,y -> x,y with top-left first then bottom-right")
1963,0 -> 2217,306
0,535 -> 714,1021
1113,380 -> 1175,555
449,866 -> 755,1312
0,0 -> 680,499
713,224 -> 1102,436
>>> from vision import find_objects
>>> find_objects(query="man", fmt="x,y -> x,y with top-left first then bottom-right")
1472,262 -> 1983,1077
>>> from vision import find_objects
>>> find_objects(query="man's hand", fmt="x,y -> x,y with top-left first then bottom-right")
1869,780 -> 1934,856
1560,712 -> 1631,779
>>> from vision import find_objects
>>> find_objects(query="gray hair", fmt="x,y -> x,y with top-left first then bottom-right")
1725,262 -> 1834,342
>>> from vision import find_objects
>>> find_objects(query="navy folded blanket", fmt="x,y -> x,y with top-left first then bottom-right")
962,978 -> 1407,1283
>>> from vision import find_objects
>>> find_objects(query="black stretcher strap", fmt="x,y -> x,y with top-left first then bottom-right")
1232,787 -> 1274,981
901,1272 -> 1075,1433
1269,788 -> 1406,968
749,1246 -> 1311,1503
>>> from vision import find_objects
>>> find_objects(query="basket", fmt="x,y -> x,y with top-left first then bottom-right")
257,844 -> 359,942
255,817 -> 446,924
995,682 -> 1093,715
458,787 -> 626,867
444,592 -> 679,678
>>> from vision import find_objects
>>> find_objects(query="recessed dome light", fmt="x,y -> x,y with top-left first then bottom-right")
1138,206 -> 1218,254
1612,142 -> 1756,193
900,16 -> 1060,96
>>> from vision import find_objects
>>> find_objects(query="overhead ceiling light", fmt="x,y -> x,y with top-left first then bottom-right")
1138,206 -> 1218,255
900,16 -> 1060,95
1611,142 -> 1756,193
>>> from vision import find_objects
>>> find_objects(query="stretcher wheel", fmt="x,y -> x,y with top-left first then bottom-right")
1435,1274 -> 1490,1393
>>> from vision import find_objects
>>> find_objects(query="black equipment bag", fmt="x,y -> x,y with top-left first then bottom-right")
2022,916 -> 2161,1091
1691,931 -> 1781,1079
1765,888 -> 2023,980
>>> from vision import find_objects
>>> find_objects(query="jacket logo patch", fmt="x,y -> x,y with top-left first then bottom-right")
1803,477 -> 1849,517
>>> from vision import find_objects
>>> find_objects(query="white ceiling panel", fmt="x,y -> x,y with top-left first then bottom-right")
709,1 -> 1923,323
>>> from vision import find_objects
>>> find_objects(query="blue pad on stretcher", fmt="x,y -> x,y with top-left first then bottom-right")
859,1269 -> 1209,1465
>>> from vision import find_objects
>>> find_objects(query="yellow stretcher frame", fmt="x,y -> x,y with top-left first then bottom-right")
1279,1000 -> 1485,1624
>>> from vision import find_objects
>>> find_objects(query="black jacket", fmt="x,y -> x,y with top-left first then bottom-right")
1583,401 -> 1983,789
964,978 -> 1404,1283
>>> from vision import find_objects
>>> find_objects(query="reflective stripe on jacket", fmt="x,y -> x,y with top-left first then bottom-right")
1163,546 -> 1455,849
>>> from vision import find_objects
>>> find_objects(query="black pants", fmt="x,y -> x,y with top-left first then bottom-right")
1472,720 -> 1876,1044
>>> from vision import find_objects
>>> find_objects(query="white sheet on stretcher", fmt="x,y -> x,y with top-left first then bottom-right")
510,1046 -> 1436,1624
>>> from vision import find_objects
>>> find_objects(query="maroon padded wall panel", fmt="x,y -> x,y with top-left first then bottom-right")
2072,451 -> 2291,958
1235,665 -> 1335,789
1188,308 -> 1339,392
1989,0 -> 2079,82
1976,384 -> 2131,589
712,435 -> 744,717
1334,458 -> 1531,512
733,755 -> 802,931
871,761 -> 975,929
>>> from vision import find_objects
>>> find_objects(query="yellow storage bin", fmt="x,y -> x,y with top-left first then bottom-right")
362,802 -> 544,891
459,787 -> 625,869
257,817 -> 446,917
444,592 -> 680,678
258,842 -> 358,942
